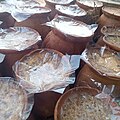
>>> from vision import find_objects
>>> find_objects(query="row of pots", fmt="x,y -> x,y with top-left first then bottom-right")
0,0 -> 119,120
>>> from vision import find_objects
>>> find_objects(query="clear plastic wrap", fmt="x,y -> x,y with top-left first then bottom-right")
44,15 -> 98,37
55,4 -> 87,17
80,45 -> 120,79
103,35 -> 120,52
0,27 -> 41,51
0,77 -> 34,120
13,49 -> 80,93
0,0 -> 51,22
95,89 -> 120,120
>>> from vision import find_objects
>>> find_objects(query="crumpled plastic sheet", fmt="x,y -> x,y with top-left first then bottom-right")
0,27 -> 42,51
55,4 -> 87,17
44,15 -> 98,37
0,0 -> 51,22
0,77 -> 34,120
77,71 -> 120,120
77,44 -> 120,119
80,45 -> 120,79
13,49 -> 81,93
95,91 -> 120,120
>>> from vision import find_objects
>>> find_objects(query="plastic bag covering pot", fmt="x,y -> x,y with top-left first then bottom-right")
0,27 -> 41,76
0,27 -> 41,52
54,87 -> 118,120
0,0 -> 47,22
13,49 -> 76,93
80,45 -> 120,81
42,15 -> 98,54
0,77 -> 34,120
55,4 -> 87,21
55,4 -> 86,17
44,15 -> 97,37
103,35 -> 120,52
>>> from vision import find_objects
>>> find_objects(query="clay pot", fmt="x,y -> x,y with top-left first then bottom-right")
43,15 -> 98,55
0,77 -> 29,120
103,35 -> 120,52
0,27 -> 41,76
101,26 -> 120,36
13,48 -> 71,93
54,87 -> 99,120
27,113 -> 35,120
33,91 -> 61,119
98,6 -> 120,28
78,46 -> 120,85
43,28 -> 94,55
76,0 -> 103,24
76,64 -> 120,98
0,2 -> 16,28
0,12 -> 15,29
76,0 -> 103,11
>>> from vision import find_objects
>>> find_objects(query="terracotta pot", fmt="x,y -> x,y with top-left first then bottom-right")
0,77 -> 29,120
33,91 -> 61,119
43,29 -> 93,55
13,48 -> 71,93
76,0 -> 103,11
79,46 -> 120,85
0,12 -> 15,29
27,113 -> 35,120
0,27 -> 41,76
76,0 -> 103,24
76,64 -> 120,97
101,26 -> 120,36
98,6 -> 120,29
103,35 -> 120,52
54,87 -> 100,120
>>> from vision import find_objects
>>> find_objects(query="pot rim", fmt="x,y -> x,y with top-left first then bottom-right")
102,6 -> 120,21
52,28 -> 94,43
54,86 -> 99,120
103,35 -> 120,52
0,27 -> 41,53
